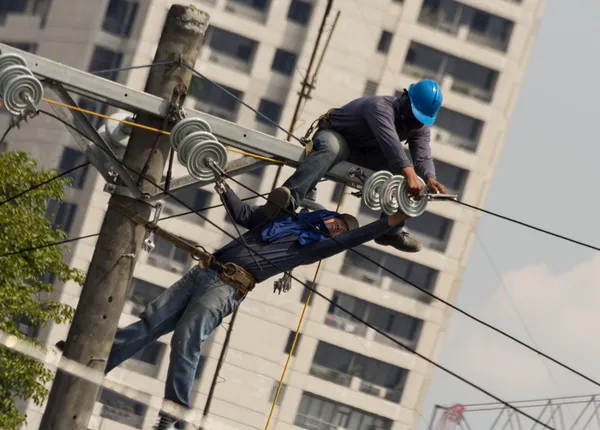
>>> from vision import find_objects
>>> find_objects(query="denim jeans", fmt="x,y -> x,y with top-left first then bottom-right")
282,129 -> 405,234
105,266 -> 245,408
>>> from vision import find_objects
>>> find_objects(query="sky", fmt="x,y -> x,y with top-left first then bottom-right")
417,0 -> 600,428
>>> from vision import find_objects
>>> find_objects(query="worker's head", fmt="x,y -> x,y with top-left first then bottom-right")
405,79 -> 443,126
324,214 -> 359,238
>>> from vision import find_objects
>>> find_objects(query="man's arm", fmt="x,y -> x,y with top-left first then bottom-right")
300,212 -> 407,264
408,126 -> 436,180
364,99 -> 413,173
220,187 -> 267,229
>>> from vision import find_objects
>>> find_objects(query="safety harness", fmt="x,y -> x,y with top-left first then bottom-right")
110,201 -> 256,295
300,108 -> 335,156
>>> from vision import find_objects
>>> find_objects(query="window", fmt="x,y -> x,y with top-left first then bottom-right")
89,46 -> 123,81
406,211 -> 453,252
340,245 -> 438,302
102,0 -> 138,37
287,0 -> 312,25
284,331 -> 302,356
16,315 -> 40,339
99,388 -> 147,429
147,235 -> 193,273
434,160 -> 467,195
256,99 -> 283,124
403,41 -> 499,103
363,80 -> 378,97
2,41 -> 37,53
311,342 -> 408,401
229,0 -> 269,11
433,107 -> 483,152
189,76 -> 244,122
300,285 -> 316,306
78,97 -> 107,129
295,391 -> 393,430
377,30 -> 393,53
58,147 -> 89,189
269,382 -> 286,405
126,278 -> 164,316
271,48 -> 297,76
205,26 -> 258,72
122,341 -> 165,378
46,200 -> 77,234
163,186 -> 212,222
326,291 -> 424,348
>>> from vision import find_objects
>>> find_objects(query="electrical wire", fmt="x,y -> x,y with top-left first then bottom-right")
38,116 -> 556,429
475,233 -> 577,422
89,60 -> 177,77
456,200 -> 600,252
223,173 -> 600,390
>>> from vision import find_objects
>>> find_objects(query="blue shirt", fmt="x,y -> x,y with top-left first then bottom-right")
212,189 -> 393,283
329,95 -> 436,180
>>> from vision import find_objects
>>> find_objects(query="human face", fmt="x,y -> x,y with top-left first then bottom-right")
398,93 -> 423,131
324,217 -> 349,238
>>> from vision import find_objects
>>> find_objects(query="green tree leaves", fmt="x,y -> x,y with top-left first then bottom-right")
0,151 -> 85,429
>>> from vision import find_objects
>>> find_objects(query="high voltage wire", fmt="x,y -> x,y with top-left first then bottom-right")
23,115 -> 557,428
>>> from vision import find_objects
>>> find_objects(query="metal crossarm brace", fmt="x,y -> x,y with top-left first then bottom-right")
0,43 -> 373,195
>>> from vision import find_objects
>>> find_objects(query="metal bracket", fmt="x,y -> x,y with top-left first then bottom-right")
142,202 -> 164,253
104,183 -> 147,199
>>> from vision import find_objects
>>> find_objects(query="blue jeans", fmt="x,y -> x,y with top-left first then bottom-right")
105,266 -> 245,408
282,129 -> 405,234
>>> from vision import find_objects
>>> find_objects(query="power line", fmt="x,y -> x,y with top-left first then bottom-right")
456,200 -> 600,252
475,233 -> 576,422
39,115 -> 557,429
223,173 -> 600,391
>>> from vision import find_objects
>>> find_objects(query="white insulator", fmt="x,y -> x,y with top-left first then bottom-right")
361,170 -> 392,211
0,65 -> 32,96
170,117 -> 212,151
0,53 -> 27,76
3,74 -> 43,116
379,175 -> 404,215
105,112 -> 134,148
177,131 -> 217,166
396,176 -> 428,218
187,139 -> 228,181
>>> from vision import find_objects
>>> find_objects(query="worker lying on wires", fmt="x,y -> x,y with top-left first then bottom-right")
262,79 -> 448,254
56,178 -> 412,430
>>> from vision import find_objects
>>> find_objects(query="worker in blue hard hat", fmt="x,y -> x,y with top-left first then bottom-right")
262,78 -> 448,254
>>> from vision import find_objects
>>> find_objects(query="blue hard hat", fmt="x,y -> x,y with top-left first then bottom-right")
407,79 -> 443,126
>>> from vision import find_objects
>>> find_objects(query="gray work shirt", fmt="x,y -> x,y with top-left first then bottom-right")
328,95 -> 436,180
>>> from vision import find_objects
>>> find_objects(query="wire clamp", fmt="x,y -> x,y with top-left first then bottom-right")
142,201 -> 164,253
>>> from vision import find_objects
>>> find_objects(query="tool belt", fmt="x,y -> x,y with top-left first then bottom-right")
110,202 -> 256,295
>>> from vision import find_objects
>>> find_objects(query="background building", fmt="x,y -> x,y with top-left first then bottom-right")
0,0 -> 545,429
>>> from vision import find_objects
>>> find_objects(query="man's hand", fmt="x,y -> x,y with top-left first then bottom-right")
402,167 -> 425,197
426,178 -> 448,195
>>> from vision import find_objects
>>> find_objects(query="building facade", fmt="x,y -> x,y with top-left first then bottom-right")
0,0 -> 545,429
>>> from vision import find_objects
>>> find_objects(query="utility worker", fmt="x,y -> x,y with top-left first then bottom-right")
263,79 -> 448,253
56,183 -> 411,430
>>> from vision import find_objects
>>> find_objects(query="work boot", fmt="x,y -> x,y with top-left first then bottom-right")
55,340 -> 65,351
264,186 -> 293,220
375,230 -> 422,253
154,413 -> 180,430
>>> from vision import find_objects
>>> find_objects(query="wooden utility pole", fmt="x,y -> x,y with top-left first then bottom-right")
39,5 -> 209,429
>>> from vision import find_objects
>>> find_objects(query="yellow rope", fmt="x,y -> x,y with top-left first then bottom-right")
264,186 -> 347,430
42,97 -> 286,165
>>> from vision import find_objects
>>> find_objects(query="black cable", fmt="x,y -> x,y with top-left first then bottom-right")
89,60 -> 177,77
0,161 -> 91,208
41,114 -> 556,428
456,200 -> 600,252
0,194 -> 269,259
183,63 -> 306,146
0,123 -> 14,145
223,173 -> 600,391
